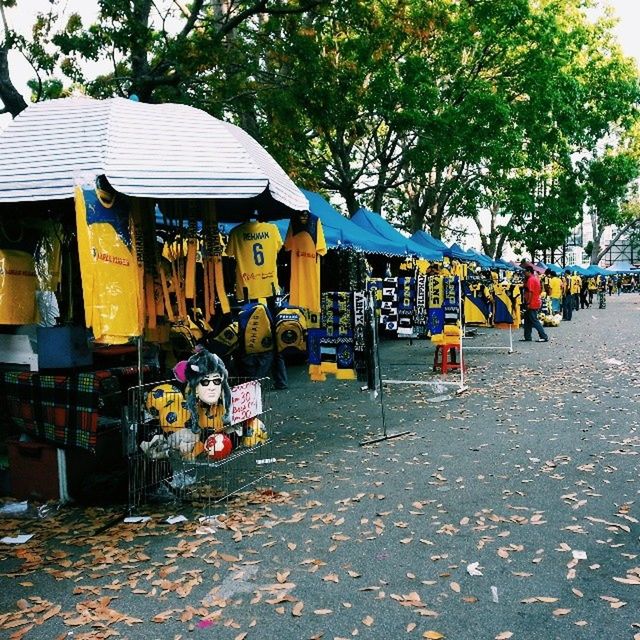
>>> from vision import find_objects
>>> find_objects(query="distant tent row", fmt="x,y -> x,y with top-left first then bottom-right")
537,261 -> 639,277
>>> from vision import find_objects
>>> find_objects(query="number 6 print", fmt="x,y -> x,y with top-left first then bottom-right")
253,242 -> 265,266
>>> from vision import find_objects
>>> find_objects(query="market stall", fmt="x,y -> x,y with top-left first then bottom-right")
0,96 -> 309,504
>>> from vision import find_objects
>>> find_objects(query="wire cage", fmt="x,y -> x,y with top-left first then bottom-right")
124,376 -> 274,515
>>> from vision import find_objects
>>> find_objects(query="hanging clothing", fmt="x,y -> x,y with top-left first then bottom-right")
493,283 -> 514,325
284,213 -> 327,312
427,275 -> 445,335
0,250 -> 38,325
226,221 -> 283,300
74,184 -> 142,344
463,282 -> 491,326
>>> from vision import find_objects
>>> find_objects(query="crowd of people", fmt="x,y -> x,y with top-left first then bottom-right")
521,265 -> 636,342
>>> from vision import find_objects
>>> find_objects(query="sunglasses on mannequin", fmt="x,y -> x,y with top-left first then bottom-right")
199,376 -> 222,387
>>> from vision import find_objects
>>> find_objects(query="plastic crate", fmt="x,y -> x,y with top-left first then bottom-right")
36,326 -> 93,369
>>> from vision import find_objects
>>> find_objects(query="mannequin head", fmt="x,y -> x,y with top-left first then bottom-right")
196,373 -> 223,406
176,348 -> 232,432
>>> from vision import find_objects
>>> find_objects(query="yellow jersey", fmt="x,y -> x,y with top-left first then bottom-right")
226,221 -> 283,300
75,185 -> 142,344
548,276 -> 562,298
284,215 -> 327,313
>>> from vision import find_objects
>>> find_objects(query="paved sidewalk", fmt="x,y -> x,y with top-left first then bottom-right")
1,294 -> 639,640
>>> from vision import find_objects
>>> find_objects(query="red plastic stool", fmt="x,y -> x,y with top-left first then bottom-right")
433,343 -> 464,374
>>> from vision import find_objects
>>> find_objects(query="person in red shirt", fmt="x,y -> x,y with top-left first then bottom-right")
521,265 -> 549,342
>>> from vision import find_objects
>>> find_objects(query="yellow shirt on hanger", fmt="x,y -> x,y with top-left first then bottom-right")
75,184 -> 142,344
226,221 -> 283,300
284,214 -> 327,313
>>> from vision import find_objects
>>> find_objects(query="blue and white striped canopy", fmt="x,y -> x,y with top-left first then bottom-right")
0,96 -> 308,218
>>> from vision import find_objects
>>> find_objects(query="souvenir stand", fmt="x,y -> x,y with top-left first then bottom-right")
0,96 -> 309,510
450,246 -> 520,354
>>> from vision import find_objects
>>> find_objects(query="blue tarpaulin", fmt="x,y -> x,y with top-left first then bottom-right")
352,208 -> 443,260
410,231 -> 452,258
448,243 -> 476,262
300,190 -> 407,256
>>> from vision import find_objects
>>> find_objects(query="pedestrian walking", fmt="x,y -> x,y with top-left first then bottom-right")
562,269 -> 573,321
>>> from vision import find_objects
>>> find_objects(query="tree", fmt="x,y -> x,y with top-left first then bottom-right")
248,0 -> 424,215
0,0 -> 27,116
582,149 -> 640,264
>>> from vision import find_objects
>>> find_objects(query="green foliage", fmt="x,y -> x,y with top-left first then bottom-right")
3,0 -> 639,259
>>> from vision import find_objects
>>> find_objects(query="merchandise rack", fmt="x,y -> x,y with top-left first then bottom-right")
124,376 -> 274,515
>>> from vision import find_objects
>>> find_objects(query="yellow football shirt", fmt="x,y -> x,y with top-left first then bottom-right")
75,185 -> 142,344
284,217 -> 327,312
549,276 -> 562,298
226,221 -> 283,300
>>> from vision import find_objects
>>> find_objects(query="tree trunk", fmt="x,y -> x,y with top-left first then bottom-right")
0,47 -> 27,116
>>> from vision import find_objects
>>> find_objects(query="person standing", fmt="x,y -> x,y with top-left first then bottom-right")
571,271 -> 581,311
546,269 -> 562,314
580,277 -> 590,309
562,269 -> 573,321
521,265 -> 549,342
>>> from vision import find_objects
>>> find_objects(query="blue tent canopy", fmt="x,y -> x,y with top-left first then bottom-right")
300,190 -> 407,256
494,258 -> 518,271
448,243 -> 475,262
465,249 -> 495,269
609,261 -> 638,274
352,208 -> 443,261
410,230 -> 452,258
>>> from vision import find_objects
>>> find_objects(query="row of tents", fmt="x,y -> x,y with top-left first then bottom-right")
200,188 -> 519,269
536,261 -> 639,277
158,186 -> 638,276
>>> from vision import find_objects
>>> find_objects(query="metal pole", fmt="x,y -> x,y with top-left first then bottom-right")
360,291 -> 411,446
457,276 -> 465,392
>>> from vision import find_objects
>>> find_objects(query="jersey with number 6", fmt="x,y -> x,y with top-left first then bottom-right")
226,221 -> 283,300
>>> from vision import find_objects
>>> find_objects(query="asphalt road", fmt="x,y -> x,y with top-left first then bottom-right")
1,293 -> 639,640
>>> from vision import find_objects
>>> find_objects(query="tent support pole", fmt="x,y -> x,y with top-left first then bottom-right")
360,292 -> 411,446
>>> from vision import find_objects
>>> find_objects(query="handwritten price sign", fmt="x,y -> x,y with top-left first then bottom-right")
230,380 -> 263,425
